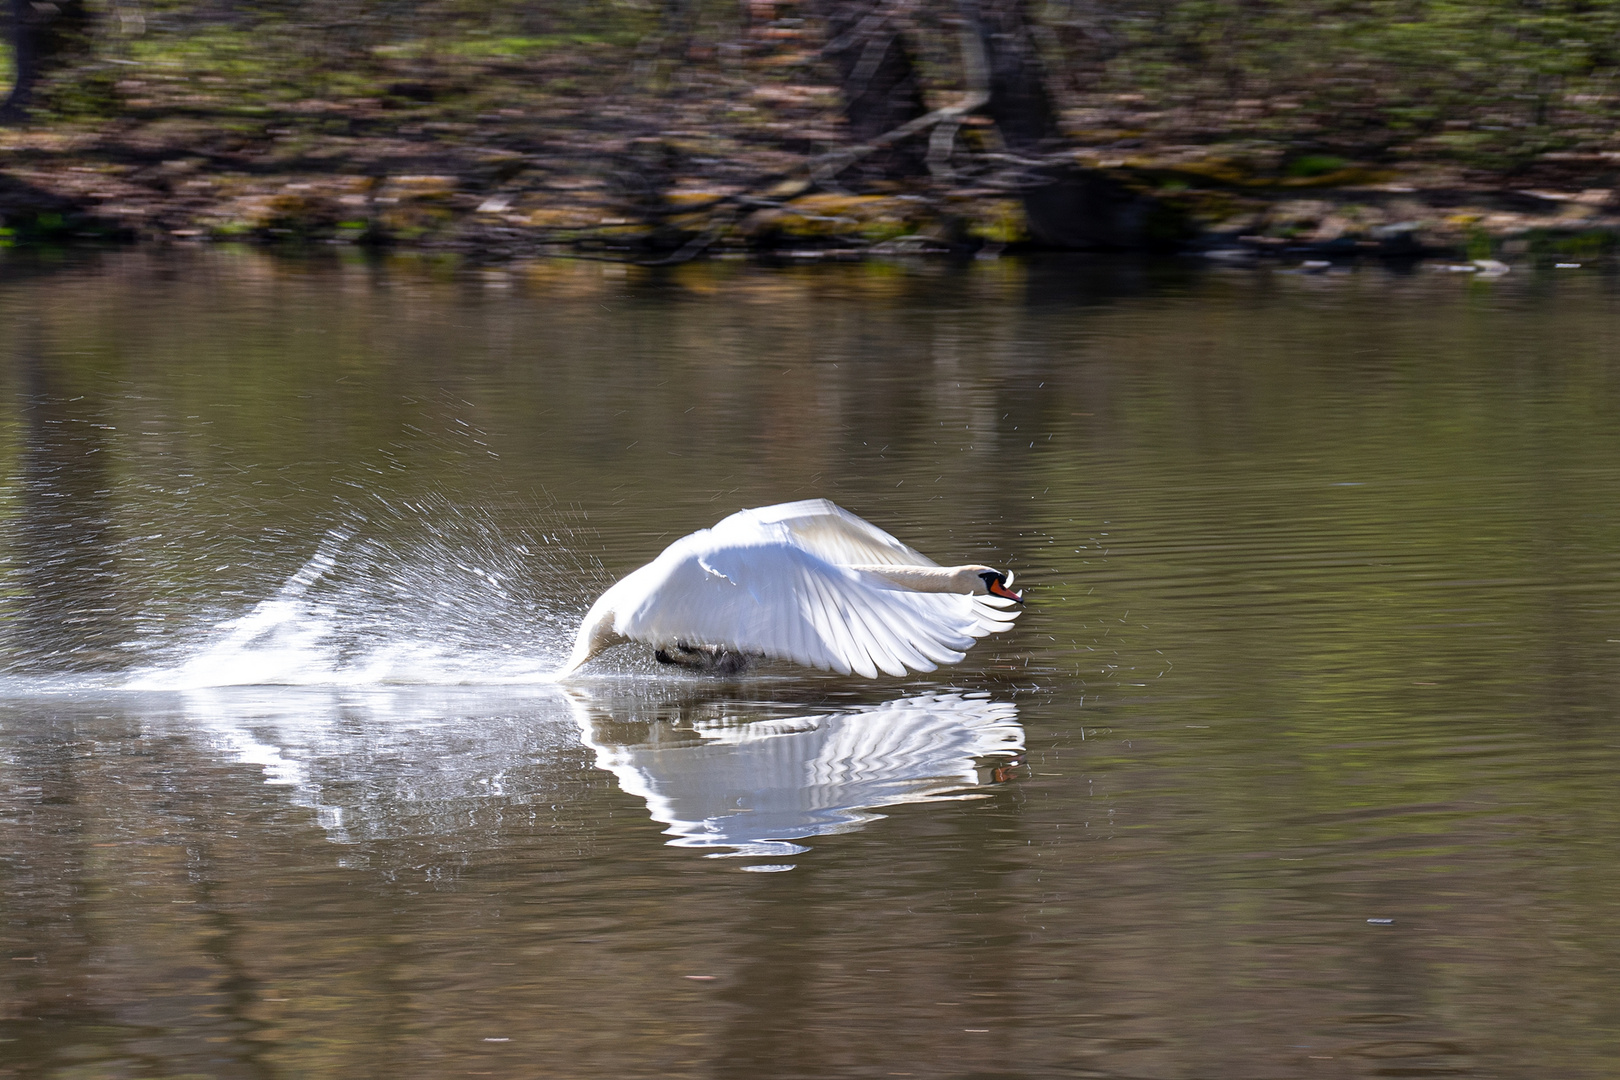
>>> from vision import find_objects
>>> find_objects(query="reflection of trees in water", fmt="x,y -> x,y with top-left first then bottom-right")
0,703 -> 305,1080
0,710 -> 100,1063
695,747 -> 1037,1080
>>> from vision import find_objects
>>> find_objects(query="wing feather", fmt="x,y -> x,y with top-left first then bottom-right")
968,596 -> 1022,635
800,564 -> 862,676
840,585 -> 910,677
712,499 -> 936,568
823,571 -> 893,677
813,565 -> 886,678
614,535 -> 997,678
896,601 -> 970,666
788,563 -> 836,672
783,574 -> 815,669
865,583 -> 983,652
847,581 -> 943,674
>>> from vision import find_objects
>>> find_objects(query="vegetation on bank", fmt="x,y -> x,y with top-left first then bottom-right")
3,0 -> 1620,258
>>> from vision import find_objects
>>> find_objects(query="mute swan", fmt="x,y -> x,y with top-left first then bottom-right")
558,500 -> 1023,679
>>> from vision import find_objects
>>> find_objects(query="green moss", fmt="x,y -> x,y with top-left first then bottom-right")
41,67 -> 123,119
442,34 -> 645,58
958,200 -> 1029,245
1524,229 -> 1619,258
1285,154 -> 1348,179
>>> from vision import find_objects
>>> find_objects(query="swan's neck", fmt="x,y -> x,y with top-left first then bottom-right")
849,564 -> 979,594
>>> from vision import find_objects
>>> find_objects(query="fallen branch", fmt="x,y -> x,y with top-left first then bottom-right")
625,17 -> 993,228
808,89 -> 990,185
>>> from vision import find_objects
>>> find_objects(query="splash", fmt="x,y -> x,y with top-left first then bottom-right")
126,528 -> 350,689
125,497 -> 602,689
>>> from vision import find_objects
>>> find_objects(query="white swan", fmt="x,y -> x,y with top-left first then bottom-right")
558,499 -> 1023,679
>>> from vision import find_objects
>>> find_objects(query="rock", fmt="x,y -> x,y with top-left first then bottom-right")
1019,164 -> 1192,251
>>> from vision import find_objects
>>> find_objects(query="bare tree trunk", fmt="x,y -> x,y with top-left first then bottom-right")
960,0 -> 1186,250
2,0 -> 91,123
2,0 -> 41,121
632,0 -> 694,92
959,0 -> 1058,154
809,0 -> 929,182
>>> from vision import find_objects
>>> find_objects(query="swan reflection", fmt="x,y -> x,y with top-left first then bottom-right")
569,689 -> 1024,859
145,683 -> 1022,866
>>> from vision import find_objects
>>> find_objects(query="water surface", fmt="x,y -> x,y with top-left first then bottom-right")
2,251 -> 1618,1078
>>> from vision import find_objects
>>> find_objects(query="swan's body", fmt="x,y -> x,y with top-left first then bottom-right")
558,500 -> 1022,679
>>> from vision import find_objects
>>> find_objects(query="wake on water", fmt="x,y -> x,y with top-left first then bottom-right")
13,496 -> 1030,864
123,499 -> 607,691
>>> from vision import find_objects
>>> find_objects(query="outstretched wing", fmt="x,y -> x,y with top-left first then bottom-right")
615,535 -> 1015,679
712,499 -> 937,568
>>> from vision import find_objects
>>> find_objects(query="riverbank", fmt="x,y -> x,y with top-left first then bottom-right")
4,35 -> 1619,262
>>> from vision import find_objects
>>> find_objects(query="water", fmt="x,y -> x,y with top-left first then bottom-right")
1,250 -> 1618,1078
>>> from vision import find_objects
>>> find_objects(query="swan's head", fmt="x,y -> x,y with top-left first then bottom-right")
968,566 -> 1022,602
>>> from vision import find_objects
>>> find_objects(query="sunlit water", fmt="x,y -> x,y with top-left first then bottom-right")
1,250 -> 1618,1078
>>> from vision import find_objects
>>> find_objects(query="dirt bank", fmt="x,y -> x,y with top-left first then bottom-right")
4,41 -> 1618,263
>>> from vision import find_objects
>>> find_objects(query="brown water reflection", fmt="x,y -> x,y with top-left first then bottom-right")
0,250 -> 1618,1078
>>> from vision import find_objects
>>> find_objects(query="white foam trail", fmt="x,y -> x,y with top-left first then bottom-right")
124,519 -> 583,689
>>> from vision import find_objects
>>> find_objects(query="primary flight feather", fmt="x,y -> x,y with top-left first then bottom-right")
558,500 -> 1023,679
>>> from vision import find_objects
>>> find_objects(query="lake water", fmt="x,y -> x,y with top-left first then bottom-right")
1,249 -> 1618,1078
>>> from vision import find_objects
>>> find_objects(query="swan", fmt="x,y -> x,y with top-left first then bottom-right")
558,499 -> 1023,679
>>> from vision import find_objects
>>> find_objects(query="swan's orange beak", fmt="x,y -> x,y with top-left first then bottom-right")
989,578 -> 1023,603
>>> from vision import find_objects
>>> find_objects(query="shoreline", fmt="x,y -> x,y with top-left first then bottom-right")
6,140 -> 1615,264
4,49 -> 1618,264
